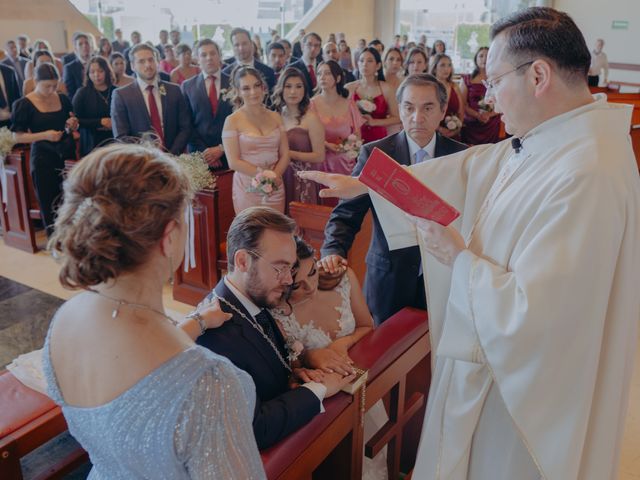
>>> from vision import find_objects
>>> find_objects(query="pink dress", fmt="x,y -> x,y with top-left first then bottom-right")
310,98 -> 364,176
223,127 -> 286,214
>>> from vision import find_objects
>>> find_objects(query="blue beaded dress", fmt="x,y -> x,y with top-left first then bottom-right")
42,321 -> 266,479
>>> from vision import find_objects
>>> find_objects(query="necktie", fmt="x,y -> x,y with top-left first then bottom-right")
146,85 -> 164,146
255,309 -> 286,358
208,75 -> 218,117
415,149 -> 428,164
308,64 -> 317,89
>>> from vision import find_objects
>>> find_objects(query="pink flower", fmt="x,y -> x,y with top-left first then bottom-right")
262,170 -> 277,180
347,134 -> 357,142
262,183 -> 273,194
251,177 -> 260,188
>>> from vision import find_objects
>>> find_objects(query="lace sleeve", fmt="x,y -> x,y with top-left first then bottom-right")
174,359 -> 266,479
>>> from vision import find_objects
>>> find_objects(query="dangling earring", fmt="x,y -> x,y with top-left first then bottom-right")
169,256 -> 174,285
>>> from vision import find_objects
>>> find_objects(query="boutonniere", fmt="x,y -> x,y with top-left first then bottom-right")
220,88 -> 232,102
158,84 -> 167,96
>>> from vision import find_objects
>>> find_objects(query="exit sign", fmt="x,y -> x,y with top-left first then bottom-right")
611,20 -> 629,30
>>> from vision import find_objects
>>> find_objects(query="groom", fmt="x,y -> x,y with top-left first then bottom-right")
197,207 -> 352,449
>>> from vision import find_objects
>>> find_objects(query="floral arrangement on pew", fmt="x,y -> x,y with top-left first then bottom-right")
248,169 -> 279,198
0,127 -> 17,206
339,134 -> 364,160
172,151 -> 216,272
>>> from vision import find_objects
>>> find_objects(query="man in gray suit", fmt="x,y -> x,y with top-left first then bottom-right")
111,43 -> 191,155
2,40 -> 27,89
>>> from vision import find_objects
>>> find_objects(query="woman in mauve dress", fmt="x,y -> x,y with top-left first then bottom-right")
272,67 -> 325,211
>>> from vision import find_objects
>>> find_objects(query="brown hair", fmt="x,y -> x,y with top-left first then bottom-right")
226,207 -> 296,272
48,143 -> 191,289
429,53 -> 453,83
230,65 -> 267,109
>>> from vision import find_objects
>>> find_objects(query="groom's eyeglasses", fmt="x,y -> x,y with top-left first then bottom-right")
246,250 -> 298,281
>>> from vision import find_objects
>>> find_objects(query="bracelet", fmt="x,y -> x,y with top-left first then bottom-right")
187,311 -> 207,336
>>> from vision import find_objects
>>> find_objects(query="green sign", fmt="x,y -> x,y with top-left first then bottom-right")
611,20 -> 629,30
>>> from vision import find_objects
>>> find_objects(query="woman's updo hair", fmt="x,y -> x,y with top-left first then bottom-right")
34,62 -> 59,82
230,65 -> 267,110
48,143 -> 191,290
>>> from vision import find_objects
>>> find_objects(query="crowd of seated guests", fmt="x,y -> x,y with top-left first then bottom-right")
1,28 -> 504,243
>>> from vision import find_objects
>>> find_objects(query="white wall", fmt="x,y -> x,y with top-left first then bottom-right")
554,0 -> 639,84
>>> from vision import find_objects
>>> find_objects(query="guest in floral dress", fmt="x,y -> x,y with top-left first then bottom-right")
222,66 -> 289,213
272,67 -> 325,210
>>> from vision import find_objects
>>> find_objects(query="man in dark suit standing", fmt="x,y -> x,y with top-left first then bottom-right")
320,74 -> 468,325
2,40 -> 27,89
63,32 -> 93,100
197,207 -> 352,449
111,43 -> 191,155
111,28 -> 129,54
0,63 -> 21,128
322,41 -> 355,84
181,39 -> 232,170
222,28 -> 276,92
155,29 -> 168,59
288,32 -> 322,91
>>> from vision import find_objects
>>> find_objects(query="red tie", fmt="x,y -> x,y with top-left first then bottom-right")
308,64 -> 317,89
146,85 -> 164,146
208,75 -> 218,117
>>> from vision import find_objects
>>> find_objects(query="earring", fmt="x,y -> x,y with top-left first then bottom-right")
169,256 -> 174,285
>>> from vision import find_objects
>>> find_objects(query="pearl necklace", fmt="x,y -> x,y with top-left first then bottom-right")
89,290 -> 178,327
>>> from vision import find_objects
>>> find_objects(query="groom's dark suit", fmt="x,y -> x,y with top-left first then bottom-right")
196,279 -> 320,449
321,131 -> 467,325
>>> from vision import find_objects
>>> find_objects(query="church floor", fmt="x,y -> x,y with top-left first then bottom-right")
0,235 -> 638,479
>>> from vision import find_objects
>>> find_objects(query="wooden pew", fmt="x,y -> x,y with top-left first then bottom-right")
288,201 -> 373,286
172,169 -> 235,305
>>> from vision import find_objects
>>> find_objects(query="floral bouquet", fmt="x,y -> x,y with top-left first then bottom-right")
173,151 -> 216,192
477,98 -> 493,113
339,134 -> 363,160
248,169 -> 279,196
356,98 -> 377,115
0,127 -> 16,161
444,115 -> 463,132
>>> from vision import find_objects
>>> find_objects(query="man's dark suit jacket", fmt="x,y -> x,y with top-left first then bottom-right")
222,59 -> 276,91
1,56 -> 26,87
181,71 -> 232,169
63,59 -> 85,101
112,40 -> 130,54
0,64 -> 21,129
321,131 -> 467,325
287,58 -> 316,91
111,80 -> 191,155
197,280 -> 320,449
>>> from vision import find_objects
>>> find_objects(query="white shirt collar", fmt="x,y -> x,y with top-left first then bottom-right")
136,75 -> 159,92
201,70 -> 220,81
302,56 -> 316,68
405,131 -> 437,163
238,58 -> 255,67
224,276 -> 261,317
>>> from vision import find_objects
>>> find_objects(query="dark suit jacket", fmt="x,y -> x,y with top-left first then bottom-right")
112,40 -> 130,54
321,131 -> 468,325
63,59 -> 85,101
62,52 -> 77,66
197,280 -> 320,449
111,80 -> 191,154
154,43 -> 166,59
0,64 -> 21,128
1,56 -> 27,86
181,72 -> 232,169
222,59 -> 276,91
288,58 -> 316,91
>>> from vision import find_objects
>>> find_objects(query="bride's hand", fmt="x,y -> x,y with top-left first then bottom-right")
297,171 -> 367,199
303,347 -> 355,375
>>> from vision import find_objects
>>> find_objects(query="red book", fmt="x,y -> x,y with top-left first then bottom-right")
359,147 -> 460,226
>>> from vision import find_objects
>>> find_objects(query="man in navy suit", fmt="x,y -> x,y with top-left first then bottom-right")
181,39 -> 232,170
320,74 -> 468,325
288,32 -> 322,92
0,63 -> 21,128
197,207 -> 352,449
222,28 -> 275,92
63,32 -> 93,100
2,40 -> 27,88
111,43 -> 191,155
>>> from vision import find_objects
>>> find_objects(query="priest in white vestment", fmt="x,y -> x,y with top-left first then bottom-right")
300,7 -> 640,480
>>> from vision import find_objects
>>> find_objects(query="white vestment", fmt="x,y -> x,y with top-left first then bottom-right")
370,95 -> 640,480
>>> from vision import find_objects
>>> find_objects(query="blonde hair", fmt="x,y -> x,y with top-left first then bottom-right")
48,143 -> 191,289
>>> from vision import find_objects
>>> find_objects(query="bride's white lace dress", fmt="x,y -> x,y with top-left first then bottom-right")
272,274 -> 388,480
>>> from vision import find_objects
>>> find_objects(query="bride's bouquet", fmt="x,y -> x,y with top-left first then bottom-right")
339,134 -> 363,160
248,169 -> 279,196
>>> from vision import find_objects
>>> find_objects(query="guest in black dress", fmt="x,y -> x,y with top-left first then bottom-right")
11,63 -> 78,237
72,57 -> 116,156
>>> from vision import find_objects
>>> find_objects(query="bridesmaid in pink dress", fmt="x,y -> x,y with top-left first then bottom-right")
430,53 -> 465,140
222,66 -> 289,214
272,67 -> 325,210
311,60 -> 364,176
347,47 -> 399,144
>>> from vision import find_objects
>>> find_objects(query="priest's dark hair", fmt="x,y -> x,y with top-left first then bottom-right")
490,6 -> 590,85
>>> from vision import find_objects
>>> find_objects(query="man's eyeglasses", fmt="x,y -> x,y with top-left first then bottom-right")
482,61 -> 534,93
246,250 -> 298,280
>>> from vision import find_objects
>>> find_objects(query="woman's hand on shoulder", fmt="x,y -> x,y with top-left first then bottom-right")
196,297 -> 233,329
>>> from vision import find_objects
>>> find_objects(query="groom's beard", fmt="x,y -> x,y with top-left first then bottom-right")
245,265 -> 286,309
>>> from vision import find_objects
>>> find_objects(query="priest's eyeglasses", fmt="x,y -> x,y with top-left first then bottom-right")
246,250 -> 298,280
482,61 -> 534,93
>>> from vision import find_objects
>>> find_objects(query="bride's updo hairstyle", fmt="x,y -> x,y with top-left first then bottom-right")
48,143 -> 191,290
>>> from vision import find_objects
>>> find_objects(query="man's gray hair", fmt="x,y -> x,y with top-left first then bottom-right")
396,73 -> 448,111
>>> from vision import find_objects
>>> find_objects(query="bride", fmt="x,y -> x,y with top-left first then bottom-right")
271,237 -> 388,480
